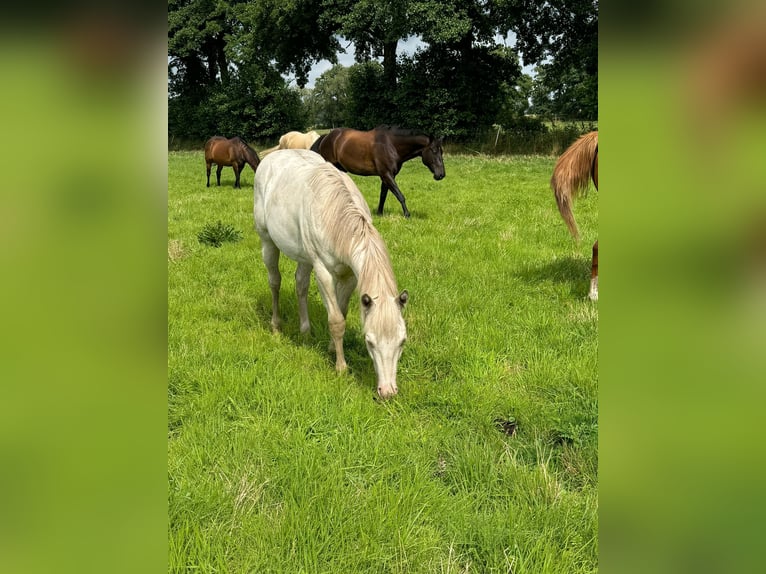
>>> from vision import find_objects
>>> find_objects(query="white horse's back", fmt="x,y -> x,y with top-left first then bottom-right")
254,149 -> 370,266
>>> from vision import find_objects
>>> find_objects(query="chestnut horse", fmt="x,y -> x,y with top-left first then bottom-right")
204,136 -> 260,189
551,131 -> 599,300
254,149 -> 408,399
312,125 -> 445,218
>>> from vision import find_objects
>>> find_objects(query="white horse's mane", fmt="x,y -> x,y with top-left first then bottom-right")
310,166 -> 399,300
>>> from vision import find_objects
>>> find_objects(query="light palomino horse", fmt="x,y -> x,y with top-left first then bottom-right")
260,130 -> 321,156
254,149 -> 408,399
551,130 -> 599,300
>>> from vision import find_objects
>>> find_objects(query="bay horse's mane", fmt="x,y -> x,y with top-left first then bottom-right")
310,166 -> 399,299
375,125 -> 434,141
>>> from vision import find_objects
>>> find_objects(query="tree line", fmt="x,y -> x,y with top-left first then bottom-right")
169,0 -> 597,145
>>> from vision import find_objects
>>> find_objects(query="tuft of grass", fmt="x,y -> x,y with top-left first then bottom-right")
169,150 -> 598,573
197,220 -> 243,247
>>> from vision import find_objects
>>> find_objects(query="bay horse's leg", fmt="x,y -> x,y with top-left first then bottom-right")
233,163 -> 241,188
260,238 -> 282,331
216,165 -> 223,186
588,240 -> 598,301
206,161 -> 212,187
295,262 -> 313,335
377,181 -> 389,215
380,175 -> 410,218
313,263 -> 347,372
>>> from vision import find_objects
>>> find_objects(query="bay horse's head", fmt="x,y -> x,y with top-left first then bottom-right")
361,290 -> 408,399
237,138 -> 261,171
421,137 -> 445,181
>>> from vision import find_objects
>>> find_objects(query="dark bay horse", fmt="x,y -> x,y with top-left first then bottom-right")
312,126 -> 445,218
551,131 -> 599,300
204,136 -> 260,189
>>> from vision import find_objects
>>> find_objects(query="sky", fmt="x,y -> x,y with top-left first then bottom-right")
295,33 -> 535,88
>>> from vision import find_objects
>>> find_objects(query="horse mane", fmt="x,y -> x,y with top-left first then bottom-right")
374,125 -> 433,140
231,136 -> 260,166
550,131 -> 598,241
311,166 -> 398,298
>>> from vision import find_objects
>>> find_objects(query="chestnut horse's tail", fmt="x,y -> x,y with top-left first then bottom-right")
550,131 -> 598,241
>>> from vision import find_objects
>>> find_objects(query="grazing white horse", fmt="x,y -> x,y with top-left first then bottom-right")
254,149 -> 408,399
260,130 -> 321,156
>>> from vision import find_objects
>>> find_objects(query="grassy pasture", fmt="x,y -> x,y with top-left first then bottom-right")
168,150 -> 598,573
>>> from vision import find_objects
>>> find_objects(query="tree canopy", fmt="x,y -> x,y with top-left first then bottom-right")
168,0 -> 597,142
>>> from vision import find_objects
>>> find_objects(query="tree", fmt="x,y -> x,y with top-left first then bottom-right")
494,0 -> 598,120
311,65 -> 352,128
168,0 -> 313,140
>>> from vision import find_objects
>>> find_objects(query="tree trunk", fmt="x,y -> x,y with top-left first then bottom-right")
383,40 -> 397,86
216,35 -> 229,85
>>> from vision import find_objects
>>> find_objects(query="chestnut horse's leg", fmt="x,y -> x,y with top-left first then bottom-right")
379,175 -> 410,218
206,161 -> 212,187
588,240 -> 598,301
216,165 -> 223,186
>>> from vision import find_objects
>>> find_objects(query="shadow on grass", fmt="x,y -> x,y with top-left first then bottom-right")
250,289 -> 378,394
517,255 -> 591,298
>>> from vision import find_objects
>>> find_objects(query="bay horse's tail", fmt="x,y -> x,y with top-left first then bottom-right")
550,131 -> 598,241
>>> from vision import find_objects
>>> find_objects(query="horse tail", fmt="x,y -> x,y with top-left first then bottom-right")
550,131 -> 598,241
260,144 -> 280,156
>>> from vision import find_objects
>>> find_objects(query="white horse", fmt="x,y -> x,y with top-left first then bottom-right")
260,130 -> 321,156
254,149 -> 408,399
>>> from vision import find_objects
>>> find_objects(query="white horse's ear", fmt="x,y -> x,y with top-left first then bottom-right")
361,293 -> 373,309
398,290 -> 408,308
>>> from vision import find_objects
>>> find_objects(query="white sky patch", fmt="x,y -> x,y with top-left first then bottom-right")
293,33 -> 536,89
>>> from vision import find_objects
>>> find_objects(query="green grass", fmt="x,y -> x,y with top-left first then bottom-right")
168,149 -> 598,573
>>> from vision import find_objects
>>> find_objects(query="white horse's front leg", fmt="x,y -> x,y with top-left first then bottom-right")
313,264 -> 347,372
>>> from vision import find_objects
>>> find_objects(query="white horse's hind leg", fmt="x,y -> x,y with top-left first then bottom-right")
261,238 -> 282,331
313,264 -> 347,372
295,262 -> 313,334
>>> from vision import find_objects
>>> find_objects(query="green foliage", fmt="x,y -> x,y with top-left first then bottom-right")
394,43 -> 521,137
346,61 -> 389,129
168,0 -> 598,140
310,64 -> 352,128
169,64 -> 306,142
169,150 -> 598,572
197,221 -> 243,247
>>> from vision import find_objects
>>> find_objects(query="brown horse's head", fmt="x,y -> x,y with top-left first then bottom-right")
422,137 -> 445,181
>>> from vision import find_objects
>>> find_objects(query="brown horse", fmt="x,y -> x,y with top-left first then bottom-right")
551,131 -> 599,300
204,136 -> 260,189
312,125 -> 445,218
